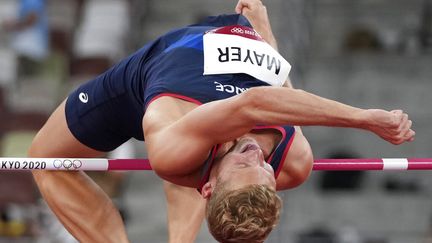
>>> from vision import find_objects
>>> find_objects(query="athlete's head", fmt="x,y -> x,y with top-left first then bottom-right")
201,137 -> 282,243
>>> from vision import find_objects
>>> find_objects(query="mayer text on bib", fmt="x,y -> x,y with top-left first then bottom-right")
203,27 -> 291,87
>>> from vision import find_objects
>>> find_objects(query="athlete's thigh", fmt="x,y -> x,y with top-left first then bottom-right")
29,99 -> 103,158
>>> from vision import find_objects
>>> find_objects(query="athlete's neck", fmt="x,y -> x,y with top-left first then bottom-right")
248,129 -> 282,160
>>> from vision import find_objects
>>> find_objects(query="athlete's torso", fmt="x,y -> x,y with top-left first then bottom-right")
96,14 -> 272,128
143,14 -> 276,105
66,14 -> 296,178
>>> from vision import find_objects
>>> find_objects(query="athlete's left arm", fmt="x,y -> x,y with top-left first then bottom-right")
275,128 -> 313,190
144,95 -> 254,186
145,87 -> 414,185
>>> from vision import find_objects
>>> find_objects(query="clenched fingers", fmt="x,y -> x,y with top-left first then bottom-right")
235,0 -> 263,14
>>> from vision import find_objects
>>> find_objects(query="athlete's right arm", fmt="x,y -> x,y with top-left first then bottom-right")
144,87 -> 414,182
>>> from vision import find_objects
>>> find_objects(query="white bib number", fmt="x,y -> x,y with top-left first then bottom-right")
203,33 -> 291,87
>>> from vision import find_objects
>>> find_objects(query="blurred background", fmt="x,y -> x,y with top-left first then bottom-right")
0,0 -> 431,242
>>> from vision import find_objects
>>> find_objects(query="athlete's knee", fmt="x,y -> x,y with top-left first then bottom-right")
27,132 -> 47,158
31,170 -> 48,188
28,140 -> 53,185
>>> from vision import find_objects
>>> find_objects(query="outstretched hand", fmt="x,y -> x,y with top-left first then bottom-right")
235,0 -> 277,49
365,109 -> 415,145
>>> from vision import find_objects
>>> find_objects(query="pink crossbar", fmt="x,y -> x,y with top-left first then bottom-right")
1,158 -> 432,171
105,158 -> 432,171
108,159 -> 152,170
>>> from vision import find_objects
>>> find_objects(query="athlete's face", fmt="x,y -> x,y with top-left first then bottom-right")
211,136 -> 276,191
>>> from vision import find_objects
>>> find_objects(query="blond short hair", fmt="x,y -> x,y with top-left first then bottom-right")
206,183 -> 282,243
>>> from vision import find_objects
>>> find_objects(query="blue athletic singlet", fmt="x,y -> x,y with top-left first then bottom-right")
65,14 -> 295,179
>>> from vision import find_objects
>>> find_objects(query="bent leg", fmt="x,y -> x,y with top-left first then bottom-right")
164,181 -> 206,243
29,100 -> 129,243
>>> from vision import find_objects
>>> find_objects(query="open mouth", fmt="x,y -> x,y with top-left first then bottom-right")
241,143 -> 260,153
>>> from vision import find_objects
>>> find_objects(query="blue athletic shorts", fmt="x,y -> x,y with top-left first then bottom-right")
65,76 -> 144,152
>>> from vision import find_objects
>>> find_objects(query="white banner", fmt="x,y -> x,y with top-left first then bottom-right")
203,33 -> 291,87
0,158 -> 109,171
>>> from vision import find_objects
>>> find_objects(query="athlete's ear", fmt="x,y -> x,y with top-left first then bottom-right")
201,182 -> 213,199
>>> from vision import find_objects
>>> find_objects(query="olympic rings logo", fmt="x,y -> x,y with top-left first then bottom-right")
231,27 -> 244,34
53,159 -> 82,170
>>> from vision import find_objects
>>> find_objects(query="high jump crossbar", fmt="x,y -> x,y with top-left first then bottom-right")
0,158 -> 432,171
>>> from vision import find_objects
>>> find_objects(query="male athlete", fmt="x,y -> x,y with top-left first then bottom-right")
28,0 -> 415,242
